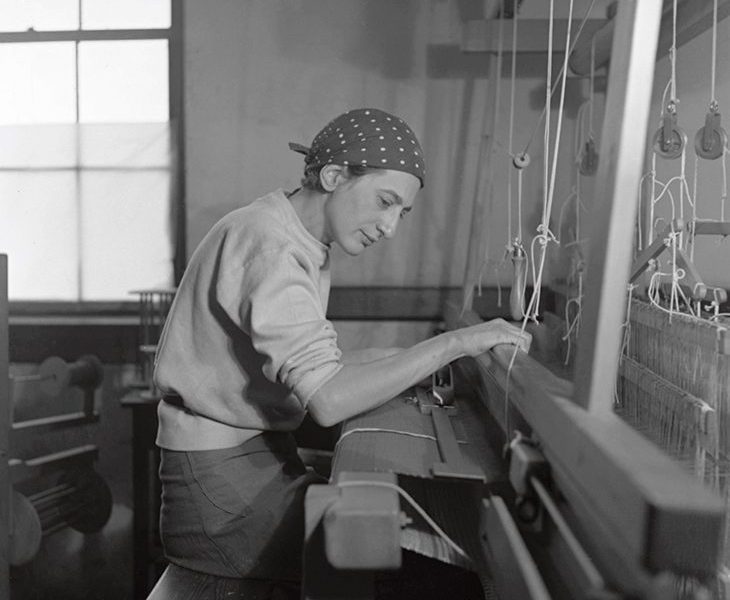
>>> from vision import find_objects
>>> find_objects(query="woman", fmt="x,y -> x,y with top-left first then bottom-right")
149,108 -> 529,599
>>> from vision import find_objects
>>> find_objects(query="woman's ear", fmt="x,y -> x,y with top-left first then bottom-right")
319,164 -> 347,192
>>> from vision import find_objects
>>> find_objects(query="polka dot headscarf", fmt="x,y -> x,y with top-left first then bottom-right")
289,108 -> 426,188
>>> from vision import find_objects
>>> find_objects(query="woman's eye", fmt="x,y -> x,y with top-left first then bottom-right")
379,196 -> 392,208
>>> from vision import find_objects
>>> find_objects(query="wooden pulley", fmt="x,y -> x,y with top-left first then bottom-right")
9,489 -> 42,566
509,242 -> 527,322
37,354 -> 104,396
579,138 -> 598,176
653,109 -> 687,159
512,152 -> 530,169
694,106 -> 727,160
56,468 -> 113,534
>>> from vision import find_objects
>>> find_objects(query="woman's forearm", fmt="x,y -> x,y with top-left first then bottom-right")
307,318 -> 530,427
307,331 -> 461,427
340,347 -> 403,365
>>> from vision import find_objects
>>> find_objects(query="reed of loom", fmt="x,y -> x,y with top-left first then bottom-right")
615,297 -> 730,572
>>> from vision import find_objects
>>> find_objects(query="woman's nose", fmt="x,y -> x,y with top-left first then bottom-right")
377,211 -> 399,239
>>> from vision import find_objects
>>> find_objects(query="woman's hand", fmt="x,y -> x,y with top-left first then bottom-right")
453,318 -> 531,357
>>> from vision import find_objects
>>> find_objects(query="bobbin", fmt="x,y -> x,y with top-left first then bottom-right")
509,241 -> 527,322
9,469 -> 113,566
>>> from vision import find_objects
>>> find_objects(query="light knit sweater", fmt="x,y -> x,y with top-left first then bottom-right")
153,190 -> 343,450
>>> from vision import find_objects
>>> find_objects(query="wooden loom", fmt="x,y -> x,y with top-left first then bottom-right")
302,2 -> 725,599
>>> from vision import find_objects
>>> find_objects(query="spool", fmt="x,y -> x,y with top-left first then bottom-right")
9,490 -> 42,566
8,469 -> 113,566
40,469 -> 113,535
12,355 -> 104,397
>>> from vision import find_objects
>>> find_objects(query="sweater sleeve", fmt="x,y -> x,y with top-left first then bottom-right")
218,247 -> 343,406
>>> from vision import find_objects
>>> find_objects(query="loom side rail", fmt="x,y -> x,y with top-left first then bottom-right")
1,255 -> 9,600
446,303 -> 724,592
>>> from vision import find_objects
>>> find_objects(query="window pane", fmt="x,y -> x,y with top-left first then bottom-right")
0,123 -> 171,169
81,0 -> 170,30
80,171 -> 174,300
0,172 -> 79,300
0,0 -> 79,32
78,40 -> 169,123
80,122 -> 171,168
0,124 -> 78,168
0,43 -> 76,125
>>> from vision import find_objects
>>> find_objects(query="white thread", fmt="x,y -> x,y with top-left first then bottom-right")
507,0 -> 518,243
335,427 -> 468,449
711,0 -> 718,104
518,0 -> 598,157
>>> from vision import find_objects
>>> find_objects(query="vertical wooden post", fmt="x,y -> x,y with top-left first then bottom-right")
0,255 -> 9,599
572,0 -> 663,414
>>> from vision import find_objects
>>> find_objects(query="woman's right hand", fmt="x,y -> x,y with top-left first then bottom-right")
453,318 -> 531,357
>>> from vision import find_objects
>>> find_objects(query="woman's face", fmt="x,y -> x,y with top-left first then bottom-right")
323,168 -> 420,256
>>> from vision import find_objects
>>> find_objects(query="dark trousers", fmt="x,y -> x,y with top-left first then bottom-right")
158,432 -> 324,582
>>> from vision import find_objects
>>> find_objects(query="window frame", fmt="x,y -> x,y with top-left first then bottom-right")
2,0 -> 185,320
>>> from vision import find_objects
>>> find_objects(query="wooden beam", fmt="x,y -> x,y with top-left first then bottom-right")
462,18 -> 606,54
693,220 -> 730,237
570,0 -> 730,76
446,303 -> 724,590
0,29 -> 171,43
0,255 -> 9,600
572,0 -> 663,415
656,0 -> 730,59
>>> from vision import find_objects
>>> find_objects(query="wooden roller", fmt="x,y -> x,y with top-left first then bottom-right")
9,469 -> 113,566
9,490 -> 42,566
12,355 -> 104,397
35,469 -> 113,536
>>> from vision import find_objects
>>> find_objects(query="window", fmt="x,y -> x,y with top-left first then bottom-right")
0,0 -> 181,301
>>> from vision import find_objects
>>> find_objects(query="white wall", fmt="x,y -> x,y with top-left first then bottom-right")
182,0 -> 604,293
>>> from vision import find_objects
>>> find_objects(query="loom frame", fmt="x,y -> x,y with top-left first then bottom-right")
448,303 -> 723,591
455,0 -> 725,593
